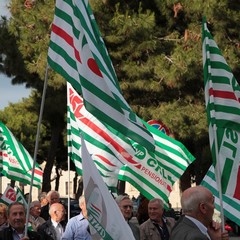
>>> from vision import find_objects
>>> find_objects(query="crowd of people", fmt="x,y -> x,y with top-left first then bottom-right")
0,186 -> 230,240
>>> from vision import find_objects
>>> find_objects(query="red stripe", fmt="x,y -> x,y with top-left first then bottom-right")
90,203 -> 101,213
233,166 -> 240,200
69,91 -> 139,166
94,154 -> 117,167
209,88 -> 240,102
33,168 -> 43,176
52,23 -> 81,63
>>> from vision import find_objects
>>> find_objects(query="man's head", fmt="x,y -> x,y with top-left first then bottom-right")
7,202 -> 26,233
38,192 -> 48,207
49,203 -> 65,223
47,190 -> 60,206
79,195 -> 88,218
0,203 -> 7,225
115,195 -> 133,221
181,186 -> 215,227
30,201 -> 41,218
148,198 -> 164,224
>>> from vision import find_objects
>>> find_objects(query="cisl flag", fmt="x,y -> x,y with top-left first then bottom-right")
81,135 -> 135,240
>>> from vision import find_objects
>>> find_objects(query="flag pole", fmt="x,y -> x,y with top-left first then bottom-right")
24,65 -> 49,237
213,125 -> 225,231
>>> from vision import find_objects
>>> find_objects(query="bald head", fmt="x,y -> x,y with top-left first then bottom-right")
181,186 -> 212,214
181,186 -> 215,226
49,203 -> 65,222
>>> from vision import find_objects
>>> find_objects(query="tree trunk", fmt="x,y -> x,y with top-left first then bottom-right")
42,124 -> 61,192
117,180 -> 125,195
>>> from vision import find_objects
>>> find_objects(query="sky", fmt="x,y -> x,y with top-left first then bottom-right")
0,74 -> 31,110
0,0 -> 31,110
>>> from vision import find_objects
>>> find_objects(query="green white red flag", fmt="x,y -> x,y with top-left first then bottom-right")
48,0 -> 154,151
0,185 -> 27,207
201,165 -> 240,226
0,122 -> 43,188
67,83 -> 195,205
81,135 -> 136,240
202,17 -> 240,200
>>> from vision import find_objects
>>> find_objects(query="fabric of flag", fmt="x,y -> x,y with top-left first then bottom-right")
0,122 -> 43,188
202,17 -> 240,200
201,165 -> 240,226
81,136 -> 136,240
48,0 -> 154,151
0,185 -> 27,207
0,186 -> 17,206
67,83 -> 195,205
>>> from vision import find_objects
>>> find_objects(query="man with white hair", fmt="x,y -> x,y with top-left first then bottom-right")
115,194 -> 140,240
61,195 -> 91,240
170,186 -> 229,240
140,198 -> 175,240
29,200 -> 45,231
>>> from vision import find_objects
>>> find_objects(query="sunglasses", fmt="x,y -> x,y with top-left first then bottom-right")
122,205 -> 133,210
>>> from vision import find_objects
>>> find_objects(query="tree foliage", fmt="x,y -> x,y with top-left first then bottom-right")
0,0 -> 240,191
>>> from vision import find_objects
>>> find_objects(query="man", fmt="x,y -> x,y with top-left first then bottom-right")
40,190 -> 60,221
0,203 -> 8,231
37,203 -> 66,240
170,186 -> 229,240
38,192 -> 48,207
116,195 -> 140,240
140,198 -> 175,240
0,202 -> 42,240
29,201 -> 45,231
61,195 -> 91,240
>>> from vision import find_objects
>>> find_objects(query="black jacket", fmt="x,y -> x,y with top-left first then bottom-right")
0,226 -> 42,240
37,219 -> 66,240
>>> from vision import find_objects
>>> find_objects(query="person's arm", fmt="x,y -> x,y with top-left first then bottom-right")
61,220 -> 74,240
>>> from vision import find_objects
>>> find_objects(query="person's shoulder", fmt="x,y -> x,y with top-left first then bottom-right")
28,230 -> 43,240
37,219 -> 51,230
139,218 -> 151,228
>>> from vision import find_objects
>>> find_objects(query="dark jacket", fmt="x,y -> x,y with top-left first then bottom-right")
170,216 -> 209,240
37,219 -> 66,240
0,226 -> 42,240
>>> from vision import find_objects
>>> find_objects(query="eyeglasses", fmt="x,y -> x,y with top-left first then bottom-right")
122,205 -> 133,210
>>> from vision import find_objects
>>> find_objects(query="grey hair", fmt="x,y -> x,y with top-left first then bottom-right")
181,189 -> 207,214
149,198 -> 164,209
115,195 -> 130,205
38,192 -> 47,201
30,200 -> 41,209
79,195 -> 85,206
47,190 -> 60,199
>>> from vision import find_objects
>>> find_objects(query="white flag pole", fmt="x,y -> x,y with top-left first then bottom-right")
213,125 -> 225,231
24,65 -> 49,237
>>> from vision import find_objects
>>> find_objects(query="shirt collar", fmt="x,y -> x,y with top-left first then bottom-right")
51,219 -> 59,227
185,216 -> 210,239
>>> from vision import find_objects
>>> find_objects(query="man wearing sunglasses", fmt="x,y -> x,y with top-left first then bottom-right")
116,195 -> 140,240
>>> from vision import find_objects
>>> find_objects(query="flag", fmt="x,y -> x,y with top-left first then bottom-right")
118,122 -> 195,205
67,83 -> 195,205
202,17 -> 240,199
48,0 -> 155,151
0,185 -> 27,207
201,165 -> 240,226
81,135 -> 136,240
0,122 -> 43,188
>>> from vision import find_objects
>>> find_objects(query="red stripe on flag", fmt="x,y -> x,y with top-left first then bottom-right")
94,154 -> 117,167
209,88 -> 240,102
52,23 -> 81,63
69,91 -> 139,166
33,168 -> 43,176
233,166 -> 240,200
